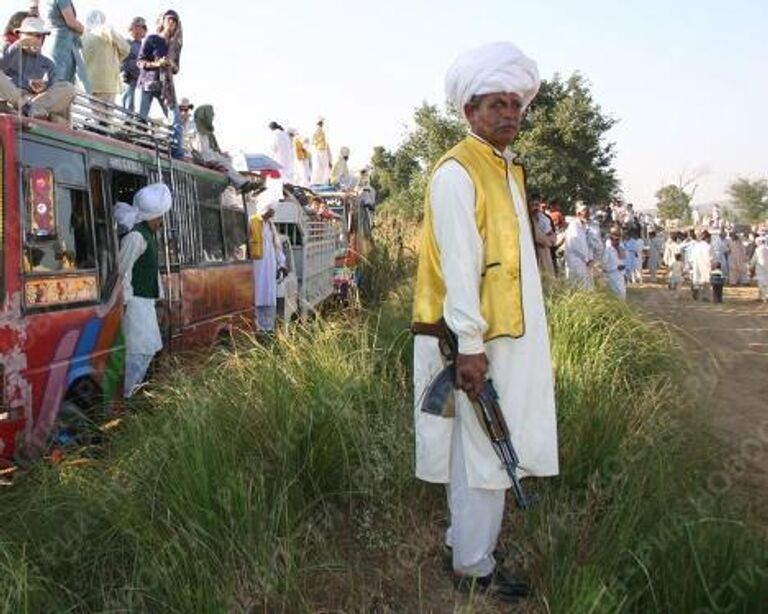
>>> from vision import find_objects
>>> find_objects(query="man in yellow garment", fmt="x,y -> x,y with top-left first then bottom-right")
412,42 -> 559,603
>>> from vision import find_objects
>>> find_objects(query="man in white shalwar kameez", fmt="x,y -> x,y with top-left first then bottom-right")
690,230 -> 714,301
269,121 -> 295,184
564,203 -> 594,288
116,183 -> 172,397
412,42 -> 558,603
602,228 -> 626,300
250,198 -> 286,332
751,236 -> 768,302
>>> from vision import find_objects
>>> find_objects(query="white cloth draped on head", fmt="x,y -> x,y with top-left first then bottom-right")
133,183 -> 172,223
445,41 -> 540,120
113,202 -> 138,231
85,9 -> 106,30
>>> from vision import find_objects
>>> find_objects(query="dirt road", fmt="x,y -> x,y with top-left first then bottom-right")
628,281 -> 768,521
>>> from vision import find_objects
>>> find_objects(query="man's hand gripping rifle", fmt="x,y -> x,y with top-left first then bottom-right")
420,323 -> 535,509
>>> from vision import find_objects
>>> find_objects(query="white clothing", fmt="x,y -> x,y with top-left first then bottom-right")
117,231 -> 163,356
413,154 -> 559,490
124,352 -> 154,398
752,245 -> 768,301
446,419 -> 504,576
253,220 -> 285,309
311,148 -> 331,185
445,42 -> 539,120
270,129 -> 295,184
192,134 -> 248,189
564,219 -> 593,288
602,240 -> 626,300
690,240 -> 714,285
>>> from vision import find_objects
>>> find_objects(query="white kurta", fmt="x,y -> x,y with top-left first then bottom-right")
271,130 -> 295,184
602,240 -> 626,300
311,149 -> 331,185
413,156 -> 559,491
690,240 -> 714,285
253,221 -> 285,308
117,231 -> 163,356
751,245 -> 768,300
564,219 -> 592,288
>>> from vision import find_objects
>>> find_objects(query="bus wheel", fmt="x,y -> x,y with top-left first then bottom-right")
53,378 -> 105,450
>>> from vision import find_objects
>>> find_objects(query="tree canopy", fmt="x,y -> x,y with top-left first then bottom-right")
727,177 -> 768,223
655,184 -> 693,223
372,72 -> 619,217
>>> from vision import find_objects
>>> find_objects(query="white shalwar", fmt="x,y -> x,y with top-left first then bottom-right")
253,220 -> 286,331
564,219 -> 593,288
118,231 -> 164,398
271,129 -> 295,184
413,154 -> 559,577
602,240 -> 626,300
751,245 -> 768,301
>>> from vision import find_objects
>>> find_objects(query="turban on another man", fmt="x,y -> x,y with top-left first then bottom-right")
445,41 -> 540,120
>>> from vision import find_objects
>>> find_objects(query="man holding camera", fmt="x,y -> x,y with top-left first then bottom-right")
0,16 -> 75,121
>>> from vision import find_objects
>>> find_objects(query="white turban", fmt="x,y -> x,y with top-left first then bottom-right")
340,146 -> 350,157
113,202 -> 138,231
133,183 -> 172,222
445,42 -> 540,120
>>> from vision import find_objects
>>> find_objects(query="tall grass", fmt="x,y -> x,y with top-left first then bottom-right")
0,242 -> 765,612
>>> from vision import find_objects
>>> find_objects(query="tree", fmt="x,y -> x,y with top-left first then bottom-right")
372,72 -> 620,217
516,73 -> 619,212
655,184 -> 692,223
727,177 -> 768,223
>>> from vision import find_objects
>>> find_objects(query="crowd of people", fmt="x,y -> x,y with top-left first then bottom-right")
528,193 -> 768,304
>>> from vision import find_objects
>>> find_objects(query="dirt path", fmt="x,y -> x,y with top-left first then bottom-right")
628,281 -> 768,522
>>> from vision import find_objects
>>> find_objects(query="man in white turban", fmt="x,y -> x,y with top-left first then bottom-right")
117,183 -> 172,397
330,146 -> 353,189
412,42 -> 558,602
249,194 -> 287,332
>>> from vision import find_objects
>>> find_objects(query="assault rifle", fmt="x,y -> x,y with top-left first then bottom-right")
420,323 -> 536,509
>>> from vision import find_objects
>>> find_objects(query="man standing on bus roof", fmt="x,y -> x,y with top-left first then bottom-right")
0,16 -> 75,121
117,183 -> 172,398
411,42 -> 559,602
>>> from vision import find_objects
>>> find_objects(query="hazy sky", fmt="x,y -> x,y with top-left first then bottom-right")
80,0 -> 767,208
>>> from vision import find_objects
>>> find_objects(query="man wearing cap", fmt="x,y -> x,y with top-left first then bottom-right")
602,226 -> 627,300
117,183 -> 172,398
564,202 -> 594,288
178,97 -> 196,151
412,42 -> 558,602
120,16 -> 146,112
291,128 -> 310,186
0,16 -> 75,121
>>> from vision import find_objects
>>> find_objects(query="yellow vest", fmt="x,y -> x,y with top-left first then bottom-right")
412,135 -> 526,341
249,215 -> 264,260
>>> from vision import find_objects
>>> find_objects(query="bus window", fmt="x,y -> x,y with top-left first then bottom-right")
198,179 -> 225,263
221,187 -> 247,262
90,168 -> 117,299
23,182 -> 96,274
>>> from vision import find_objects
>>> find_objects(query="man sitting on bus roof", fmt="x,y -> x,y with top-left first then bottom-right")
0,16 -> 75,122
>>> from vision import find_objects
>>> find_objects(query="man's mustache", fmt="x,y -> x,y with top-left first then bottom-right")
496,122 -> 519,131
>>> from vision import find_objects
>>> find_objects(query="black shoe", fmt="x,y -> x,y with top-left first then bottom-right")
454,566 -> 531,603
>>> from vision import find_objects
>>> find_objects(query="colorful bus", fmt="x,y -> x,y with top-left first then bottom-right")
0,98 -> 255,460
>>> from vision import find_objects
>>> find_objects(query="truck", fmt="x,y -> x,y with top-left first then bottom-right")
272,187 -> 341,318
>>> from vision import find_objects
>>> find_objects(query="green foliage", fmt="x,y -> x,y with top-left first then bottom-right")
727,177 -> 768,223
655,183 -> 693,222
517,73 -> 619,212
372,73 -> 619,217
